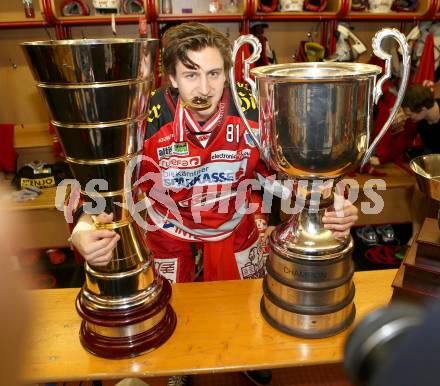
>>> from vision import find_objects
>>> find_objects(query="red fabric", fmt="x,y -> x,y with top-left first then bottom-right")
146,213 -> 259,282
0,124 -> 17,173
259,0 -> 278,12
365,56 -> 416,165
49,122 -> 65,159
234,42 -> 252,84
203,233 -> 240,281
376,119 -> 418,164
414,32 -> 435,85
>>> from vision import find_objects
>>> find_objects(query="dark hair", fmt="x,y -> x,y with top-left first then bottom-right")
162,22 -> 232,78
402,84 -> 435,113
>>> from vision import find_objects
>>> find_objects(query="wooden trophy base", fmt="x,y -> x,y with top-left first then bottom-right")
76,278 -> 177,359
392,218 -> 440,304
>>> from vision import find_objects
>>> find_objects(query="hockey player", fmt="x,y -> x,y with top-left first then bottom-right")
71,22 -> 358,283
71,21 -> 358,386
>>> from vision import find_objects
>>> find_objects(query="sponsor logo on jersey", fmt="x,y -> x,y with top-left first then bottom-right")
211,149 -> 251,161
162,160 -> 247,188
154,258 -> 178,284
157,142 -> 189,159
236,85 -> 257,113
244,129 -> 260,148
158,133 -> 174,143
211,150 -> 236,161
159,156 -> 201,169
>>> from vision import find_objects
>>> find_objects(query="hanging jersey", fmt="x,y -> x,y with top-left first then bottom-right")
139,84 -> 270,242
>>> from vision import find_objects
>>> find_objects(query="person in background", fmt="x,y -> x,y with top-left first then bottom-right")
402,83 -> 440,156
71,22 -> 358,386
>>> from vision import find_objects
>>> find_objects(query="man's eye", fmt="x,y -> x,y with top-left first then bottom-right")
186,73 -> 196,79
209,72 -> 219,78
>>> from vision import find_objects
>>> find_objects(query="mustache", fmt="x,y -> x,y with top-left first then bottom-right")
183,96 -> 212,110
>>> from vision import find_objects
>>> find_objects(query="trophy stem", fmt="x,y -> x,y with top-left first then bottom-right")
262,190 -> 355,338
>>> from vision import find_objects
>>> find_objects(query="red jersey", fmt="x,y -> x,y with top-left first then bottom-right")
139,84 -> 269,242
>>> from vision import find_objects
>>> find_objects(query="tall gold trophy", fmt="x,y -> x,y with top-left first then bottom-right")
230,29 -> 410,337
22,39 -> 176,358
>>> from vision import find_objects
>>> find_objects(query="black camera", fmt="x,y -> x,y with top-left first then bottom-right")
344,302 -> 424,386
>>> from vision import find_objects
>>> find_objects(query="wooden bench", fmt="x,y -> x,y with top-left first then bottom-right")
352,163 -> 416,226
21,269 -> 395,383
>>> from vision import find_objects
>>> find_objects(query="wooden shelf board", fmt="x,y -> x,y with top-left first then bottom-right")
0,186 -> 59,211
157,14 -> 245,22
14,123 -> 52,149
253,12 -> 339,19
0,11 -> 45,22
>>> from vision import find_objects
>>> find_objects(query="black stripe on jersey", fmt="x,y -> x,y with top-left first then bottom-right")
145,87 -> 175,141
229,82 -> 259,123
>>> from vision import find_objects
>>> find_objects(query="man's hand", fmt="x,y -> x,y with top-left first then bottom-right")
322,196 -> 358,240
71,213 -> 120,266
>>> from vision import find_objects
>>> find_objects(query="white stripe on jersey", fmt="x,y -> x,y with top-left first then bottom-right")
145,196 -> 246,242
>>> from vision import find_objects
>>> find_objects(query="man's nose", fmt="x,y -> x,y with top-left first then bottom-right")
198,75 -> 210,96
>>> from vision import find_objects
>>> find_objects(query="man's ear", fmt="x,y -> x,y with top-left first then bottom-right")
169,74 -> 178,89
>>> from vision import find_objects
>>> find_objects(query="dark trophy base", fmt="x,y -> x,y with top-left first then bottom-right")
392,218 -> 440,304
76,278 -> 177,359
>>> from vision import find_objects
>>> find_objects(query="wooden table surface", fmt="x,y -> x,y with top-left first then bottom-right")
22,269 -> 396,383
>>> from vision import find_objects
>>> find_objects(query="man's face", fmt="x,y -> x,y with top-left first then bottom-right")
403,107 -> 427,122
169,46 -> 226,121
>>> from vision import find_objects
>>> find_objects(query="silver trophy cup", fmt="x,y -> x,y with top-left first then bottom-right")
22,38 -> 176,358
230,29 -> 410,338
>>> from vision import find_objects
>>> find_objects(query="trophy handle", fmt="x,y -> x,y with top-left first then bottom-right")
229,34 -> 263,152
361,28 -> 410,167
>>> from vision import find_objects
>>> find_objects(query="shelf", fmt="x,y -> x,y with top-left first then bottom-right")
252,0 -> 343,19
0,0 -> 439,32
49,0 -> 148,25
14,123 -> 52,150
157,14 -> 246,22
57,14 -> 145,26
0,0 -> 48,28
153,0 -> 247,20
252,0 -> 436,19
0,186 -> 59,211
345,0 -> 433,19
252,12 -> 340,20
346,10 -> 430,20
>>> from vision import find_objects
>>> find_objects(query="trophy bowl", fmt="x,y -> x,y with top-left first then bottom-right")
22,38 -> 154,83
251,62 -> 378,179
410,154 -> 440,202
